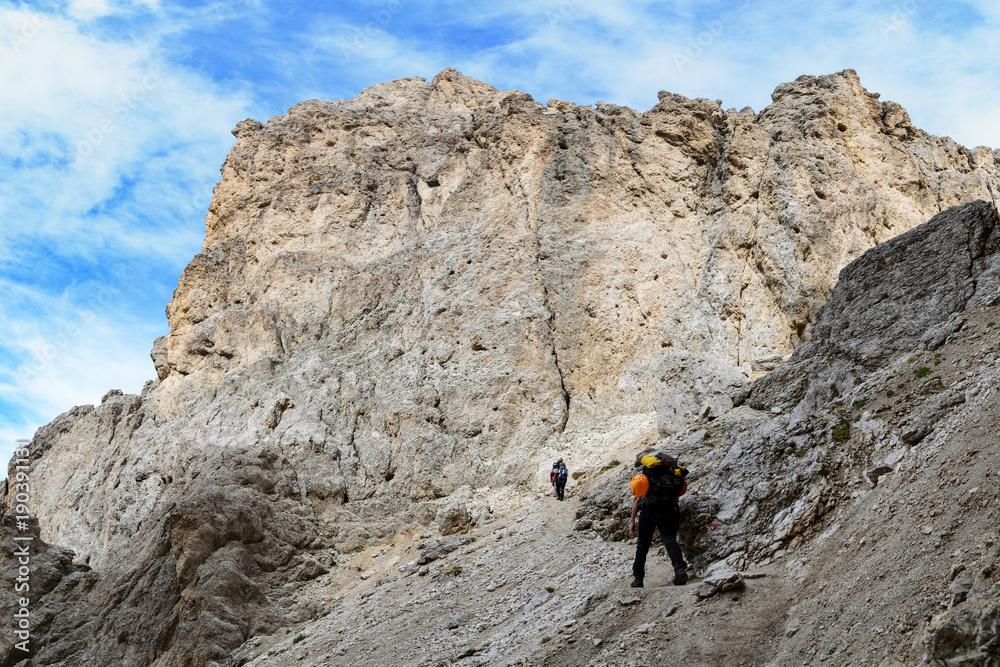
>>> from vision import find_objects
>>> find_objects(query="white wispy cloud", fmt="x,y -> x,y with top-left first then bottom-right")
0,7 -> 245,261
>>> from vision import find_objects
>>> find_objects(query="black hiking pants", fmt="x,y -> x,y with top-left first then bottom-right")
632,501 -> 686,579
555,479 -> 566,500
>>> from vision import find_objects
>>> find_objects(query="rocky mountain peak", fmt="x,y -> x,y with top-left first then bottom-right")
3,70 -> 1000,666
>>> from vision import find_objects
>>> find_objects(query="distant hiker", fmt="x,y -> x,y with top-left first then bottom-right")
628,452 -> 689,588
550,459 -> 569,501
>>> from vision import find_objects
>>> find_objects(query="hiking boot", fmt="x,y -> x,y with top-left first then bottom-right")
631,577 -> 644,588
672,567 -> 688,586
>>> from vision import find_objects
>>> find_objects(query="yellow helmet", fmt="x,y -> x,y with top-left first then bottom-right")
631,474 -> 649,497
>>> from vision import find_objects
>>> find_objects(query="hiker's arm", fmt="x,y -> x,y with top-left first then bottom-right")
628,497 -> 639,537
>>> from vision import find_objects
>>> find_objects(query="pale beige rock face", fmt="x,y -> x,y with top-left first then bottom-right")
27,68 -> 1000,558
168,67 -> 998,442
4,69 -> 1000,667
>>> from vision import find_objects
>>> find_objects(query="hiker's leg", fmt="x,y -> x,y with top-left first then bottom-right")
659,505 -> 687,569
632,506 -> 654,579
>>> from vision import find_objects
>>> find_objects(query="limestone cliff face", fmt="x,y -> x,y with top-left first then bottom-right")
3,69 -> 1000,666
162,67 -> 999,451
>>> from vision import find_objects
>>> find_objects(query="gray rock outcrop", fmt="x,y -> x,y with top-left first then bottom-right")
747,199 -> 1000,412
922,595 -> 1000,665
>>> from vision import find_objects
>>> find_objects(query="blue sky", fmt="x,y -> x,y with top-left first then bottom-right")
2,0 -> 999,464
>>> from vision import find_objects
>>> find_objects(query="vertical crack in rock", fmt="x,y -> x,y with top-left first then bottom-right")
530,202 -> 571,433
543,283 -> 571,433
735,137 -> 775,368
963,201 -> 1000,306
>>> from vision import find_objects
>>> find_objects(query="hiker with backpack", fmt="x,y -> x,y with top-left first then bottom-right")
550,458 -> 568,501
628,452 -> 688,587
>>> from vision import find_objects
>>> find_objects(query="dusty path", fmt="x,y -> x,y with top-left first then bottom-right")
236,476 -> 800,667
